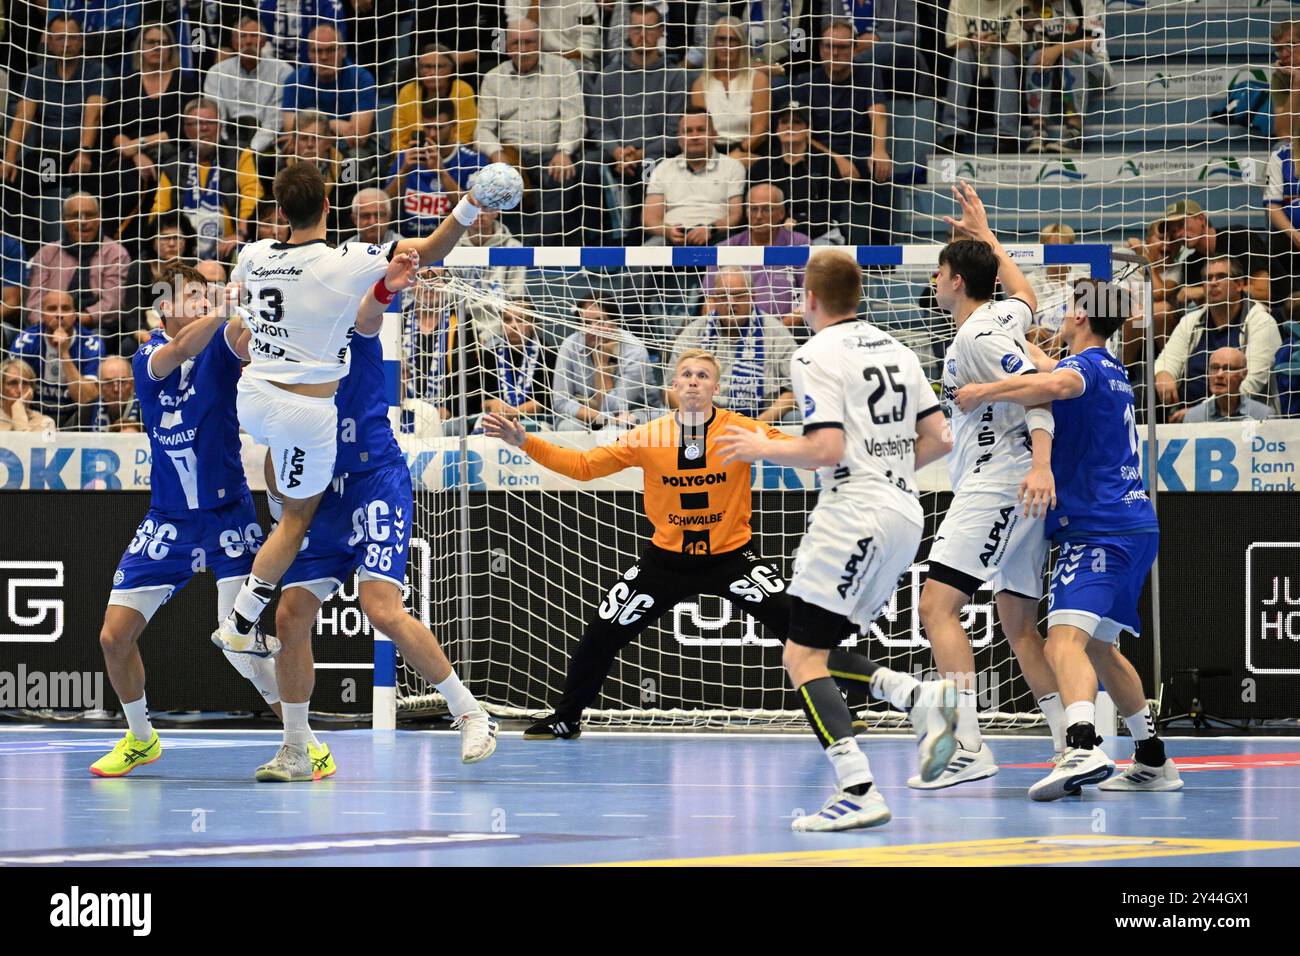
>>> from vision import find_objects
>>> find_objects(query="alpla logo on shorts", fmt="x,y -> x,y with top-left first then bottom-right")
284,447 -> 306,489
1000,353 -> 1024,374
837,537 -> 874,600
661,473 -> 727,487
978,506 -> 1016,568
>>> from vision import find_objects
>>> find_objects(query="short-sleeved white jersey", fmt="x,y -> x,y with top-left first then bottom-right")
940,296 -> 1046,492
793,318 -> 941,526
232,238 -> 396,384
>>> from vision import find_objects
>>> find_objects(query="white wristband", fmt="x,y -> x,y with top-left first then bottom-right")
452,196 -> 481,227
1025,406 -> 1055,438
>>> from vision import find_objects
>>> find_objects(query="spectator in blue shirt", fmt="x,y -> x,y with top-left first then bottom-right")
259,0 -> 348,66
784,19 -> 894,245
282,23 -> 376,154
46,0 -> 142,60
6,289 -> 104,423
2,235 -> 27,347
385,99 -> 487,238
2,17 -> 105,246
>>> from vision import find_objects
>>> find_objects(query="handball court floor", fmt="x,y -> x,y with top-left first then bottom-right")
1,727 -> 1299,867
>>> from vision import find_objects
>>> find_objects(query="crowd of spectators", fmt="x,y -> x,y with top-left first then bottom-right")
0,2 -> 1297,431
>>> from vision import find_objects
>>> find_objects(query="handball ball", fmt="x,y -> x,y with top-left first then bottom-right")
471,163 -> 525,211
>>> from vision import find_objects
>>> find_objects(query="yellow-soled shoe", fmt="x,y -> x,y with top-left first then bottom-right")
308,741 -> 336,779
90,730 -> 162,777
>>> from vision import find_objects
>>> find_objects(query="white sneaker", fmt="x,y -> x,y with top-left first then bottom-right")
910,679 -> 959,784
1099,759 -> 1183,792
1029,746 -> 1116,801
454,710 -> 498,764
908,742 -> 998,790
792,786 -> 891,832
211,619 -> 281,658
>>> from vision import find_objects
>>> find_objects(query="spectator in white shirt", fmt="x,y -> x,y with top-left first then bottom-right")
642,107 -> 746,246
476,17 -> 592,243
203,16 -> 294,152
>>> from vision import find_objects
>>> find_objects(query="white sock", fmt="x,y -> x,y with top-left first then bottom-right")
956,688 -> 982,751
282,700 -> 311,748
1124,708 -> 1153,743
826,737 -> 872,791
436,671 -> 478,718
122,695 -> 152,741
1065,700 -> 1096,730
1037,692 -> 1067,752
870,667 -> 921,711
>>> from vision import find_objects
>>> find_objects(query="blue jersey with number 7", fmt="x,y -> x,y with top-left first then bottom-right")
133,325 -> 249,515
1046,347 -> 1159,541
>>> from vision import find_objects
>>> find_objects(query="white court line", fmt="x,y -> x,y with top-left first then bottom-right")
424,812 -> 471,817
341,811 -> 385,816
87,808 -> 129,813
960,816 -> 1007,820
167,808 -> 215,814
1232,816 -> 1279,821
0,832 -> 521,866
0,807 -> 43,811
690,814 -> 735,819
514,813 -> 560,817
1140,816 -> 1188,820
602,813 -> 647,818
256,810 -> 299,815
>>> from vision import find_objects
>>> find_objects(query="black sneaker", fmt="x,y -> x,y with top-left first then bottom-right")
523,714 -> 583,740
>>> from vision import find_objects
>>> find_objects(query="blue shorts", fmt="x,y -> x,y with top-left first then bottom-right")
111,493 -> 264,610
282,461 -> 413,601
1047,532 -> 1159,644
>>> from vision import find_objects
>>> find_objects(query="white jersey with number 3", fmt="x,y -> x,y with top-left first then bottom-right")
232,238 -> 397,384
940,296 -> 1042,493
792,318 -> 941,527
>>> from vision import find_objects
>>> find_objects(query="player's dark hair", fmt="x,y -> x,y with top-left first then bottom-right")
629,3 -> 663,24
273,162 -> 328,231
938,239 -> 999,301
1071,278 -> 1129,340
579,295 -> 622,324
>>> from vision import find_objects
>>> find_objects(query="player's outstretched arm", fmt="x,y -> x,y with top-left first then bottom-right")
1020,424 -> 1057,518
715,423 -> 844,469
943,180 -> 1037,312
481,412 -> 637,481
954,366 -> 1085,411
147,287 -> 240,379
914,410 -> 953,470
395,163 -> 524,267
356,249 -> 421,336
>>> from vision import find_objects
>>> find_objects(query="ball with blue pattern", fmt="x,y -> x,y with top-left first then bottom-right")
470,163 -> 524,211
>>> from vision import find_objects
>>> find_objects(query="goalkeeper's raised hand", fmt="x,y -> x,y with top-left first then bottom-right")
482,412 -> 526,447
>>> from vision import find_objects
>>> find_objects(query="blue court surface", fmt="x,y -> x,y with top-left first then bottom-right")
1,727 -> 1298,867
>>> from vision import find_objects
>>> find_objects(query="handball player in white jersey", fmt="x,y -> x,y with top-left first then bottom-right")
213,161 -> 523,656
915,182 -> 1066,788
718,250 -> 958,831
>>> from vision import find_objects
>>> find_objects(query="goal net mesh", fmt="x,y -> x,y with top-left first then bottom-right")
393,250 -> 1129,728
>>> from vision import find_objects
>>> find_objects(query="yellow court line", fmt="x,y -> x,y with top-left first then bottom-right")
589,835 -> 1300,867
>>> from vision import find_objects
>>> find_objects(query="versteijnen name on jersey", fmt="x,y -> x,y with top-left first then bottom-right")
865,436 -> 918,458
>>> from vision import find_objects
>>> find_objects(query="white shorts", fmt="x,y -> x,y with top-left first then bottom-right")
788,490 -> 923,632
237,375 -> 337,500
929,489 -> 1049,599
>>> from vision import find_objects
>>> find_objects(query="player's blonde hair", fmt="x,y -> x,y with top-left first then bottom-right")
805,249 -> 863,317
674,349 -> 721,379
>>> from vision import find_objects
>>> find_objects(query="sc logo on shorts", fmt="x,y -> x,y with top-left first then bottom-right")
0,561 -> 64,643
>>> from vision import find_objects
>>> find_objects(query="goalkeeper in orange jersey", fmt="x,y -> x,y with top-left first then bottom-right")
482,349 -> 955,768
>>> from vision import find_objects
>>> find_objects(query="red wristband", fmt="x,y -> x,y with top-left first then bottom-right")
372,278 -> 396,305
